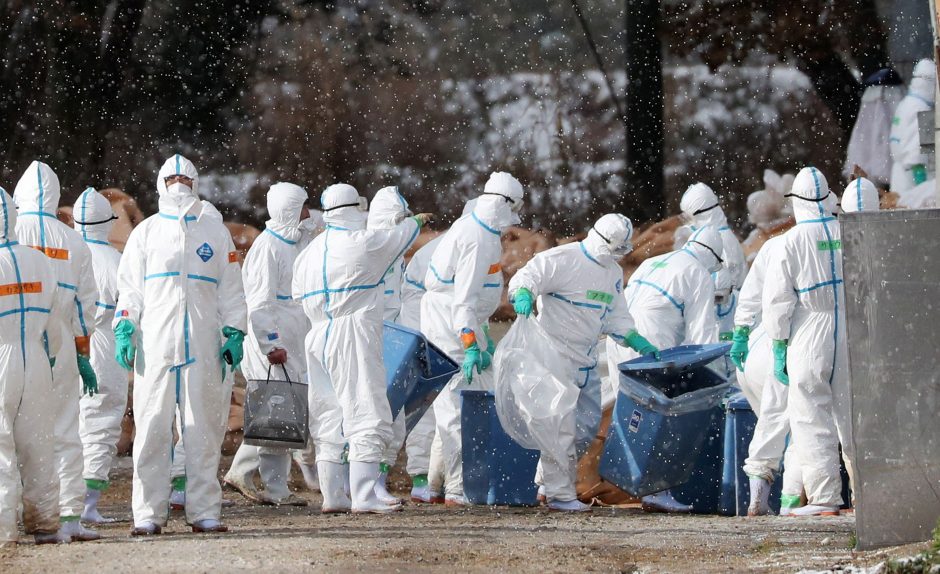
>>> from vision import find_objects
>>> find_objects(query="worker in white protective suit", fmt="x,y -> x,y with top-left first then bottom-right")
741,188 -> 788,264
889,59 -> 936,194
293,183 -> 429,514
232,182 -> 312,507
680,182 -> 746,291
113,154 -> 247,534
843,68 -> 905,187
223,210 -> 325,502
508,214 -> 660,512
13,161 -> 100,542
70,188 -> 125,524
0,187 -> 73,546
606,225 -> 722,513
762,166 -> 853,517
421,172 -> 523,506
400,233 -> 446,503
841,176 -> 880,215
367,186 -> 413,505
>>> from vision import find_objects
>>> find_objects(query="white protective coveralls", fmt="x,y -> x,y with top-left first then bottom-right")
889,59 -> 936,194
114,154 -> 247,528
507,214 -> 638,505
13,162 -> 98,527
293,183 -> 421,512
0,188 -> 68,544
422,173 -> 523,502
762,167 -> 853,513
239,182 -> 310,504
680,182 -> 747,290
844,82 -> 905,187
367,187 -> 412,490
72,188 -> 126,519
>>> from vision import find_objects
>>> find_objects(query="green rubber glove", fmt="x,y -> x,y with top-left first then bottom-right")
730,325 -> 750,371
481,323 -> 496,354
221,326 -> 246,373
772,339 -> 789,385
113,319 -> 136,371
912,164 -> 928,185
77,354 -> 98,396
512,287 -> 534,317
462,343 -> 484,383
622,330 -> 661,360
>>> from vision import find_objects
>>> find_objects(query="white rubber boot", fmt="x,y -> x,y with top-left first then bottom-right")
317,460 -> 351,514
548,499 -> 592,513
350,461 -> 401,514
58,518 -> 100,542
789,504 -> 840,517
298,462 -> 321,493
81,487 -> 116,524
747,477 -> 772,517
410,475 -> 431,503
258,452 -> 293,504
641,490 -> 693,514
374,464 -> 402,505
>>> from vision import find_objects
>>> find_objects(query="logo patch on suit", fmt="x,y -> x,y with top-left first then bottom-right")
196,242 -> 214,262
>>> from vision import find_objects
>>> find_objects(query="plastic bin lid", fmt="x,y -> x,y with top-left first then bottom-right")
725,392 -> 753,411
618,343 -> 732,376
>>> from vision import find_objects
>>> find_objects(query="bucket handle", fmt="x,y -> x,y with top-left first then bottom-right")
265,363 -> 295,385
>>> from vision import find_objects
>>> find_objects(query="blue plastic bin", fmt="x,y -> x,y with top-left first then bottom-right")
717,394 -> 782,516
460,390 -> 540,506
384,322 -> 459,433
672,403 -> 725,514
598,344 -> 731,497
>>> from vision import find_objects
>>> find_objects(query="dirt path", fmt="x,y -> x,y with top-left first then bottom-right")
0,459 -> 926,574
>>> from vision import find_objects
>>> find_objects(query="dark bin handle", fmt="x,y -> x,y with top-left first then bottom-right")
265,364 -> 295,385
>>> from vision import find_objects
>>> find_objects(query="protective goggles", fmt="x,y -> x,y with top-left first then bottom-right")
688,240 -> 724,265
483,192 -> 523,213
692,203 -> 719,216
73,214 -> 118,226
784,190 -> 830,202
323,196 -> 368,212
592,226 -> 633,256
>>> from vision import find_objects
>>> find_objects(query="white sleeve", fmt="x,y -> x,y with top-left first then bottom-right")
113,226 -> 146,329
244,246 -> 280,355
682,269 -> 718,344
218,230 -> 247,333
366,219 -> 421,282
761,248 -> 798,342
733,250 -> 766,328
506,250 -> 556,298
451,237 -> 490,339
71,241 -> 97,338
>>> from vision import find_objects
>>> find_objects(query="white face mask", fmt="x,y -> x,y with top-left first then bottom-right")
299,218 -> 321,236
165,182 -> 193,200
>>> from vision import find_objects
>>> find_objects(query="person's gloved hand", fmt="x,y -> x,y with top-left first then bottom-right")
772,339 -> 789,385
912,164 -> 928,185
412,213 -> 435,228
221,326 -> 246,373
114,320 -> 136,371
267,347 -> 287,365
730,325 -> 750,371
77,354 -> 98,396
481,324 -> 496,353
512,287 -> 534,317
622,330 -> 661,360
462,343 -> 485,383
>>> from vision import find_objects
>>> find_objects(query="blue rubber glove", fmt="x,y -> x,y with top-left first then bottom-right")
772,339 -> 789,385
730,325 -> 750,371
462,343 -> 485,383
77,354 -> 98,396
512,287 -> 534,317
622,330 -> 661,360
114,319 -> 136,371
221,326 -> 246,373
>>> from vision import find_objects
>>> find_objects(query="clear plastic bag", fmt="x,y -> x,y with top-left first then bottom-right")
493,317 -> 580,463
243,364 -> 309,449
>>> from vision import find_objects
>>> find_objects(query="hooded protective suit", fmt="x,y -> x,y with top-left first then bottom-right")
841,177 -> 879,214
13,161 -> 97,522
762,167 -> 852,511
238,182 -> 310,502
606,225 -> 721,375
114,154 -> 247,527
890,60 -> 936,193
368,186 -> 411,323
72,188 -> 125,491
0,187 -> 67,543
293,183 -> 421,511
421,172 -> 523,502
843,76 -> 905,187
508,214 -> 639,503
680,182 -> 747,290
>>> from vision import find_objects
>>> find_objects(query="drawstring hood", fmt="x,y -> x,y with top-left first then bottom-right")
265,182 -> 308,243
73,188 -> 116,244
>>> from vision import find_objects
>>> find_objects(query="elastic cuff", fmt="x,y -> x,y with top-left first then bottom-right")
171,476 -> 186,492
780,494 -> 801,508
85,478 -> 109,491
411,474 -> 429,487
60,515 -> 80,523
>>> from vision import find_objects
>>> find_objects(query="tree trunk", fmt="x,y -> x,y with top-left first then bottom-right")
623,0 -> 665,223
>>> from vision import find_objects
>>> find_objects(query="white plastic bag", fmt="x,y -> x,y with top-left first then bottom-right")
493,317 -> 579,464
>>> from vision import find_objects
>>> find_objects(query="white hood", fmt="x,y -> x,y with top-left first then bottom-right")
73,187 -> 117,243
583,213 -> 634,263
13,161 -> 61,214
684,225 -> 724,273
680,182 -> 728,227
157,154 -> 200,216
842,177 -> 880,213
0,187 -> 17,242
787,167 -> 832,223
480,171 -> 524,228
910,59 -> 936,103
321,183 -> 367,230
266,182 -> 308,243
367,186 -> 410,230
